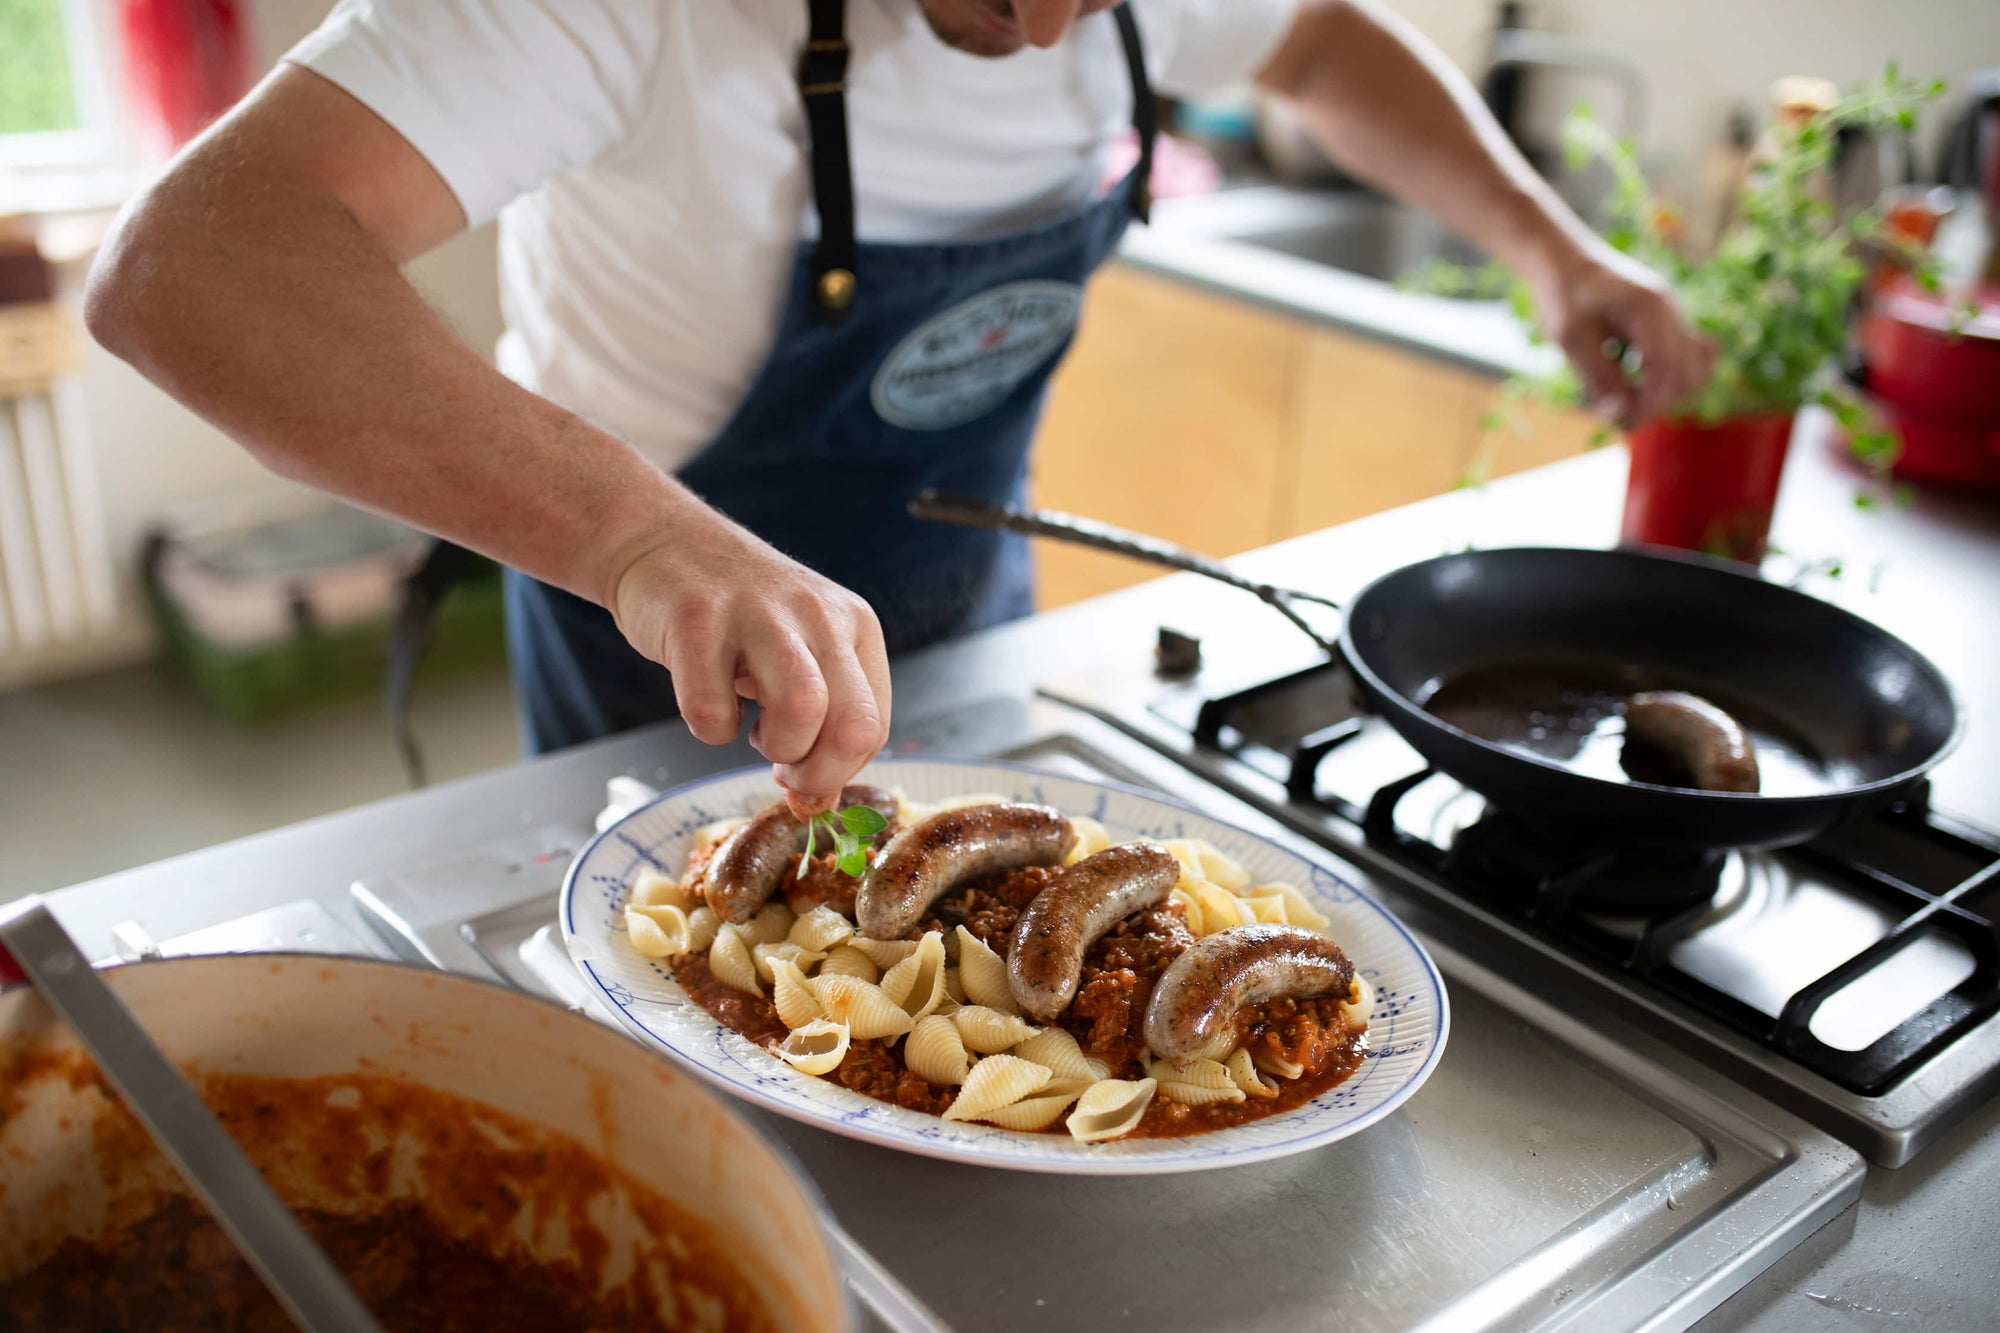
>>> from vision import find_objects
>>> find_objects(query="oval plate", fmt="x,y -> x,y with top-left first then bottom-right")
560,758 -> 1449,1175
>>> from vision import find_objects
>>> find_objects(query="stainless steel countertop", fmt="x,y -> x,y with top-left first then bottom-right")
41,415 -> 2000,1330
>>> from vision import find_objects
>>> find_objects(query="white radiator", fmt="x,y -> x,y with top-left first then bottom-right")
0,379 -> 118,658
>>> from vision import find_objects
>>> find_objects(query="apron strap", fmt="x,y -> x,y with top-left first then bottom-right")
799,0 -> 1157,325
800,0 -> 858,325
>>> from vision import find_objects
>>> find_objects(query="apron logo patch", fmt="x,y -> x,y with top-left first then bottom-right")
871,280 -> 1083,431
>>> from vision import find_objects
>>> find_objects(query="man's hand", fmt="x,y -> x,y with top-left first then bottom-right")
605,515 -> 891,817
1526,240 -> 1716,427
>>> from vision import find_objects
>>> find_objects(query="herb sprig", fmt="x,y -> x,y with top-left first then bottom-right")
801,805 -> 890,877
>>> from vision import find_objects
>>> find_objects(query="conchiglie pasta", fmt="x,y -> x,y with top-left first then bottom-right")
952,1005 -> 1037,1054
753,941 -> 827,985
1190,882 -> 1249,935
813,975 -> 914,1040
1152,1056 -> 1246,1106
1226,1048 -> 1279,1100
740,901 -> 796,947
1011,1027 -> 1110,1083
1066,1078 -> 1157,1142
880,932 -> 948,1020
1168,885 -> 1204,936
941,1055 -> 1051,1122
629,868 -> 696,911
769,959 -> 825,1030
1342,972 -> 1375,1030
1240,893 -> 1291,925
1264,883 -> 1331,932
692,816 -> 748,851
952,927 -> 1018,1014
1185,1026 -> 1240,1064
772,1020 -> 849,1075
626,904 -> 691,958
708,923 -> 762,995
847,937 -> 919,970
1063,816 -> 1111,865
684,905 -> 722,954
788,905 -> 854,953
904,1015 -> 971,1085
976,1079 -> 1090,1131
1253,1046 -> 1307,1081
817,945 -> 879,983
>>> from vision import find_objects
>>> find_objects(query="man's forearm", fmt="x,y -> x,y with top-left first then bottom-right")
1260,0 -> 1593,287
86,150 -> 686,610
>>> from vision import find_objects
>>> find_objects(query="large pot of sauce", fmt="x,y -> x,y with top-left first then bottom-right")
0,953 -> 849,1331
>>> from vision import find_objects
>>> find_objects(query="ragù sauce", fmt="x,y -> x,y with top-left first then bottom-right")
672,860 -> 1368,1137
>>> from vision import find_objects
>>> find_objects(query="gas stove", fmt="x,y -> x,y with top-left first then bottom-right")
1045,616 -> 2000,1169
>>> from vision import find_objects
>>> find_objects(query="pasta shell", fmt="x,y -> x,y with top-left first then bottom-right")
1012,1028 -> 1110,1083
813,974 -> 914,1040
1185,1026 -> 1240,1064
1190,841 -> 1251,892
942,967 -> 966,1007
1226,1048 -> 1279,1100
1241,893 -> 1291,925
1342,973 -> 1375,1031
684,905 -> 721,954
708,923 -> 762,996
693,816 -> 748,851
942,1055 -> 1051,1122
1191,882 -> 1248,935
771,1020 -> 849,1076
817,945 -> 880,983
904,1015 -> 971,1085
629,869 -> 696,911
953,927 -> 1018,1014
626,904 -> 691,958
788,905 -> 854,953
952,1005 -> 1037,1054
1067,1078 -> 1157,1143
880,932 -> 948,1020
741,902 -> 796,947
977,1080 -> 1089,1131
769,959 -> 825,1030
1168,885 -> 1204,936
1154,1056 -> 1247,1106
1263,883 -> 1331,933
1063,816 -> 1111,866
847,937 -> 919,969
1252,1046 -> 1307,1081
753,941 -> 828,985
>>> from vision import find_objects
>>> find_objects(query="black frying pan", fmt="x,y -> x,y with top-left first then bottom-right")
912,491 -> 1964,852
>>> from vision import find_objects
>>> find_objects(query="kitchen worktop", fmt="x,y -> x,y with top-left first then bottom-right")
38,413 -> 2000,1331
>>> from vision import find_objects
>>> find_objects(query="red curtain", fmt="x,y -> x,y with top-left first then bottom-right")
118,0 -> 251,156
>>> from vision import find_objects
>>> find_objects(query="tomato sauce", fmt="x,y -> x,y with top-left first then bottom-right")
670,861 -> 1369,1138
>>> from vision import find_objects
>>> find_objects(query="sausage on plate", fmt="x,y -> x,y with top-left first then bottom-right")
700,784 -> 898,923
1007,842 -> 1179,1022
1143,924 -> 1355,1061
855,803 -> 1076,940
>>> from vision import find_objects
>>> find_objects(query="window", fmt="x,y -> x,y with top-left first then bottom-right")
0,0 -> 112,166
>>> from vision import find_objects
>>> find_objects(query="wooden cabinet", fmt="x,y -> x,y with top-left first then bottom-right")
1028,265 -> 1600,608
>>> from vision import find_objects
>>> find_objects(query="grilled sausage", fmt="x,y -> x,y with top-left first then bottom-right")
1623,691 -> 1761,793
1007,843 -> 1179,1021
1143,924 -> 1355,1061
855,803 -> 1076,940
701,784 -> 898,923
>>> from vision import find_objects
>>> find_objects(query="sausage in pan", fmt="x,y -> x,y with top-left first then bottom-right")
1007,842 -> 1180,1021
1623,691 -> 1761,793
1143,924 -> 1355,1061
700,784 -> 898,923
856,803 -> 1076,940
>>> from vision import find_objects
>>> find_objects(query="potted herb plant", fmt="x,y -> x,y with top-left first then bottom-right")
1471,67 -> 1946,563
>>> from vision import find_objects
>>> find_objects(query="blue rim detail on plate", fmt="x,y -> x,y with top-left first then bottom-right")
560,756 -> 1450,1174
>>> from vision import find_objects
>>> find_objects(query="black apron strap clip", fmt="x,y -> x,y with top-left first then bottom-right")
800,0 -> 857,324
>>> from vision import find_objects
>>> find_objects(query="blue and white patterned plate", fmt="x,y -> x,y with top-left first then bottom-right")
560,758 -> 1449,1175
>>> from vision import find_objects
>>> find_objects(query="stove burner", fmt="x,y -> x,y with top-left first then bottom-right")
1443,811 -> 1728,916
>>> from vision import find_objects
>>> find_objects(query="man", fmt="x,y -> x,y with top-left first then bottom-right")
87,0 -> 1710,816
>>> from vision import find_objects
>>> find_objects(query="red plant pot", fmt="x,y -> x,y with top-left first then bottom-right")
1622,413 -> 1795,564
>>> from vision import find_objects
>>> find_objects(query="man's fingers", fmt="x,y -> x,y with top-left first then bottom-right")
774,617 -> 887,807
667,605 -> 743,745
1561,320 -> 1634,424
740,619 -> 828,768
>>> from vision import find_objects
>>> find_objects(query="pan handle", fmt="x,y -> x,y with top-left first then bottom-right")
909,490 -> 1341,654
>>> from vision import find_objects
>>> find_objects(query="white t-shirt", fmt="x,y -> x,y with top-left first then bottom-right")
287,0 -> 1298,470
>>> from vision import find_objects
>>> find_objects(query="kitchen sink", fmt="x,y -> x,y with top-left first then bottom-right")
1150,185 -> 1489,291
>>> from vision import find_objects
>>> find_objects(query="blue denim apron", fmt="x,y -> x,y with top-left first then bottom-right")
504,0 -> 1155,753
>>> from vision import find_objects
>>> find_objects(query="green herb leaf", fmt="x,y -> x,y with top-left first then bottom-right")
840,806 -> 889,837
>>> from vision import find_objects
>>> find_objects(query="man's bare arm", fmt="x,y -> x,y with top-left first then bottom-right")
1259,0 -> 1711,423
87,65 -> 889,806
